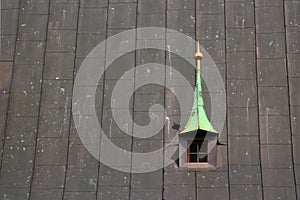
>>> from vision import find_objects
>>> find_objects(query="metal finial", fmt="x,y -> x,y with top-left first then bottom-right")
194,41 -> 203,61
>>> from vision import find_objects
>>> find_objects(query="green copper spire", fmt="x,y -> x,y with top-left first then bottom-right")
180,41 -> 218,134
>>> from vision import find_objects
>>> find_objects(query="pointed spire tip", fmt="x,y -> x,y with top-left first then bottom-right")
194,41 -> 203,60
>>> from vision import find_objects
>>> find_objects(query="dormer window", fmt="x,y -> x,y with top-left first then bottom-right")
179,131 -> 217,170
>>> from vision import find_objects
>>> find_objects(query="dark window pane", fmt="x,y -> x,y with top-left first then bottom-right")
189,154 -> 197,162
190,143 -> 198,153
198,141 -> 207,153
198,153 -> 208,162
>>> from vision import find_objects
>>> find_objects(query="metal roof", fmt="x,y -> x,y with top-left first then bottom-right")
0,0 -> 299,199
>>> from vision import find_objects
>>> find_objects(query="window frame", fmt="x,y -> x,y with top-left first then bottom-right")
187,140 -> 208,163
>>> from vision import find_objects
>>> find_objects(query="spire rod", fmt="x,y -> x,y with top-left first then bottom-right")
197,41 -> 200,53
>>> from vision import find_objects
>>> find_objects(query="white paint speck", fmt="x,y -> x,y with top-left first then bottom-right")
59,88 -> 65,95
